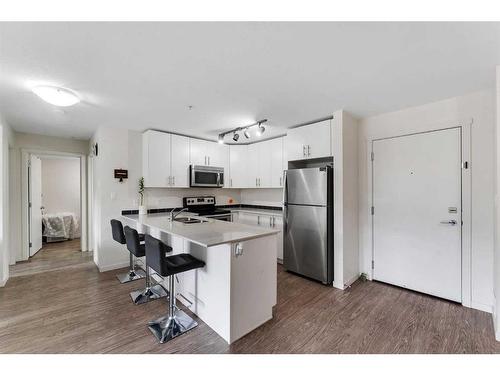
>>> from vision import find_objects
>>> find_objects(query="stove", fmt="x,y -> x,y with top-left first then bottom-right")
183,196 -> 232,221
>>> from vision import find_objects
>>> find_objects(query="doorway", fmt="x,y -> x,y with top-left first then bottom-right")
13,149 -> 90,276
372,127 -> 462,302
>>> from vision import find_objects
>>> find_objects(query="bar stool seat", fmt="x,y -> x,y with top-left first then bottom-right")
124,226 -> 168,305
111,219 -> 146,283
144,234 -> 205,344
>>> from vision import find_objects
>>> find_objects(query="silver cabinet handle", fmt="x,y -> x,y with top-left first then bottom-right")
168,176 -> 171,186
269,216 -> 272,227
172,176 -> 175,186
303,145 -> 306,157
257,216 -> 260,225
307,145 -> 311,156
279,176 -> 282,186
440,220 -> 457,225
204,156 -> 207,165
230,178 -> 233,187
256,178 -> 258,187
208,156 -> 210,165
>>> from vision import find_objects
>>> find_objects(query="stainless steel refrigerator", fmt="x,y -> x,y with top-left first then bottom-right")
283,166 -> 334,284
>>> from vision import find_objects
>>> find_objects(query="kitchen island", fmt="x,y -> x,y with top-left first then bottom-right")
122,213 -> 279,344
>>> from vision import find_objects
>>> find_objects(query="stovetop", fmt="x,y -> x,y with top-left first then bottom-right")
183,196 -> 231,216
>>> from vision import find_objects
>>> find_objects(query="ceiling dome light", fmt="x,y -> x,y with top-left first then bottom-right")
256,124 -> 265,137
218,134 -> 224,144
32,85 -> 80,107
243,129 -> 251,139
233,132 -> 240,142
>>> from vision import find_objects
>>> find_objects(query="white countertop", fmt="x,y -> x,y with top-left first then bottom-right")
121,213 -> 279,247
228,207 -> 283,216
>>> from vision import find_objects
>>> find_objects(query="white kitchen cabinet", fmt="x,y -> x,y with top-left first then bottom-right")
142,130 -> 190,188
189,138 -> 229,187
170,134 -> 191,187
229,145 -> 248,188
269,137 -> 284,188
285,119 -> 331,161
142,130 -> 171,187
247,143 -> 260,188
189,138 -> 208,166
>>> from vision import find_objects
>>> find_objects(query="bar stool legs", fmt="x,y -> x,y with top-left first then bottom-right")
148,275 -> 198,343
116,253 -> 146,283
130,264 -> 168,305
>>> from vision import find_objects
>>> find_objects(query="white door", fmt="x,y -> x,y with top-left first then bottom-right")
373,128 -> 462,302
29,155 -> 43,256
170,134 -> 190,187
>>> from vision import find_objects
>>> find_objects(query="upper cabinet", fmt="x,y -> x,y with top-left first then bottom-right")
142,130 -> 190,188
229,145 -> 248,188
232,137 -> 284,188
285,119 -> 332,161
190,138 -> 229,187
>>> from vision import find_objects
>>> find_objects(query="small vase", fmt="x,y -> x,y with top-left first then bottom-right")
139,205 -> 147,215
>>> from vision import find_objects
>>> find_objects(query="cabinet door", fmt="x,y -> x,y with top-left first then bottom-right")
247,144 -> 260,188
229,145 -> 248,188
258,141 -> 272,188
273,216 -> 284,261
307,120 -> 331,158
285,126 -> 308,162
269,137 -> 284,188
237,212 -> 259,226
170,134 -> 190,187
143,130 -> 171,187
208,142 -> 229,186
190,138 -> 208,166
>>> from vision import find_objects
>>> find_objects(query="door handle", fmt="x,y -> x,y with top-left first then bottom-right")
440,220 -> 457,225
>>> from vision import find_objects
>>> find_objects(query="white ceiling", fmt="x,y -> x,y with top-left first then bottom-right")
1,22 -> 499,142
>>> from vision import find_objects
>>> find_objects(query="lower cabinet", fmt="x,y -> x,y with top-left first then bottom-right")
232,211 -> 283,262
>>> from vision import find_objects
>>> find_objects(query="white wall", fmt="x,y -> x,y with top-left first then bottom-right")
9,132 -> 89,263
0,116 -> 14,286
41,156 -> 81,219
359,89 -> 495,313
494,66 -> 500,340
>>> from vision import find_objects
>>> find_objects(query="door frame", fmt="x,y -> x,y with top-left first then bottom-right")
366,119 -> 472,308
21,148 -> 88,261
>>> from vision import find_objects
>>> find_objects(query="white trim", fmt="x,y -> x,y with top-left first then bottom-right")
493,297 -> 500,341
470,300 -> 493,314
332,280 -> 345,290
367,119 -> 473,309
0,276 -> 8,287
20,148 -> 88,261
97,261 -> 129,273
344,273 -> 360,288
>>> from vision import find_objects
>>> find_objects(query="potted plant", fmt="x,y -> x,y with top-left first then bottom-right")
138,177 -> 147,215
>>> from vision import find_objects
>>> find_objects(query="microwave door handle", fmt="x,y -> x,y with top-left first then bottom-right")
217,172 -> 221,187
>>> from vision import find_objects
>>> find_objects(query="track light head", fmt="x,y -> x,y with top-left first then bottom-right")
243,129 -> 251,139
218,134 -> 224,144
256,124 -> 265,137
233,132 -> 240,142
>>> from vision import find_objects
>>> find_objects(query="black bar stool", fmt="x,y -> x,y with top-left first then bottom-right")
145,234 -> 205,343
124,226 -> 168,305
110,219 -> 146,283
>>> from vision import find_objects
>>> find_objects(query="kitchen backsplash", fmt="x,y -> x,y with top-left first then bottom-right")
138,187 -> 283,209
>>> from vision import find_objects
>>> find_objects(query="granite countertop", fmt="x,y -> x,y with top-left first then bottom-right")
121,213 -> 279,247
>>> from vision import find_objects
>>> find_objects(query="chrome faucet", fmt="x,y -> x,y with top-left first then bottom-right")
169,208 -> 189,221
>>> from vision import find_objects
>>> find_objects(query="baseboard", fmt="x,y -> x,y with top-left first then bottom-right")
493,297 -> 500,342
470,300 -> 493,314
0,275 -> 8,287
332,280 -> 344,290
344,274 -> 360,288
97,261 -> 129,273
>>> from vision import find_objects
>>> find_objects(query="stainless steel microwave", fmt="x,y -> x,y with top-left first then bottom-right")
190,165 -> 224,188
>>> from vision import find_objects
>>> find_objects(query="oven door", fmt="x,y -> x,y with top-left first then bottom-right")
190,165 -> 224,188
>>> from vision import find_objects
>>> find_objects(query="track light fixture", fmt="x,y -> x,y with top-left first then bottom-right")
217,119 -> 267,143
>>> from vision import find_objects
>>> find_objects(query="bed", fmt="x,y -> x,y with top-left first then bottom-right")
42,212 -> 80,242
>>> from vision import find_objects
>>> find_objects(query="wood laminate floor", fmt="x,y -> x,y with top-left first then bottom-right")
1,253 -> 499,353
9,239 -> 92,277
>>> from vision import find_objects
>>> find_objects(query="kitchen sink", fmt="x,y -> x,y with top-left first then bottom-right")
173,217 -> 203,224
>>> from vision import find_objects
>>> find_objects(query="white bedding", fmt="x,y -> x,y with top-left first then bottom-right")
42,212 -> 80,240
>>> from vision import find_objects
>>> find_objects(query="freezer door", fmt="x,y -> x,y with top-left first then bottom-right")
285,167 -> 328,206
283,204 -> 328,282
